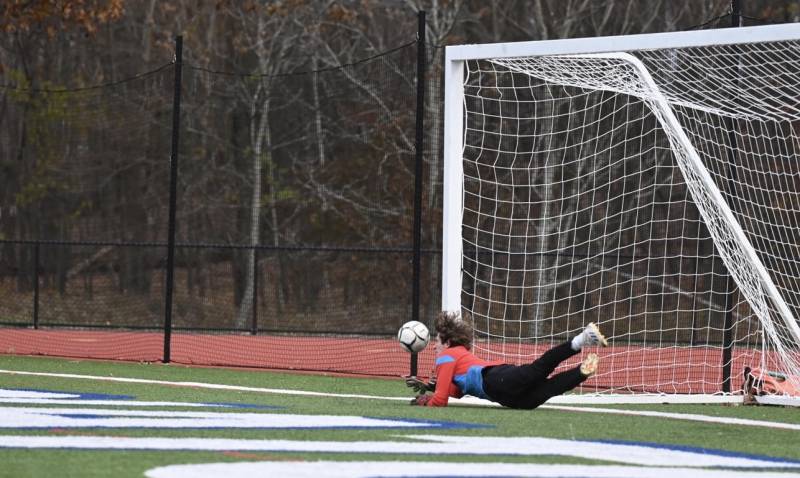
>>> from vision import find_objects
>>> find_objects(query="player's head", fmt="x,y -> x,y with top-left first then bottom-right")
435,311 -> 473,350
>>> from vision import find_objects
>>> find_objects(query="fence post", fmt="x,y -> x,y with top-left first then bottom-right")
251,248 -> 259,335
33,242 -> 40,329
163,35 -> 184,363
410,10 -> 427,377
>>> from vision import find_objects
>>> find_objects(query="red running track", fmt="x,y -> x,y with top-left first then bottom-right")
0,328 -> 758,394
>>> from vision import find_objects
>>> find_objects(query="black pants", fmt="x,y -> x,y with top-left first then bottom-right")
481,341 -> 586,410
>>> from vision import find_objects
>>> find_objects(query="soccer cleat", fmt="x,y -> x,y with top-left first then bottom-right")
580,353 -> 600,377
581,322 -> 608,348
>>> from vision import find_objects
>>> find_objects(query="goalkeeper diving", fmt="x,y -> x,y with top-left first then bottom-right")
405,312 -> 607,409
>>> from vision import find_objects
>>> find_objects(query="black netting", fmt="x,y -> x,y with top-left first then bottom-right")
0,40 -> 442,377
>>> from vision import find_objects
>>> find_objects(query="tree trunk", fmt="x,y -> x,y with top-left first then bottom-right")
235,94 -> 269,329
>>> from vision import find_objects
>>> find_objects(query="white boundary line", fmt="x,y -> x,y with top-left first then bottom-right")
0,369 -> 409,402
450,395 -> 745,407
542,405 -> 800,431
145,461 -> 800,478
1,369 -> 797,431
5,435 -> 800,470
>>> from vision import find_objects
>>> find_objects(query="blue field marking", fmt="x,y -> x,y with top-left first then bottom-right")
205,402 -> 281,410
264,422 -> 489,430
377,416 -> 492,430
50,414 -> 108,419
0,388 -> 282,409
6,388 -> 134,400
594,439 -> 800,466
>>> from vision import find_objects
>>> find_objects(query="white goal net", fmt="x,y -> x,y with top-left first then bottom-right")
443,25 -> 800,398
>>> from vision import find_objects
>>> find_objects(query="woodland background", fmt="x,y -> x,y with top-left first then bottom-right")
0,0 -> 798,337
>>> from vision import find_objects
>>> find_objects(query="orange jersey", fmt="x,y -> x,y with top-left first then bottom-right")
427,345 -> 503,407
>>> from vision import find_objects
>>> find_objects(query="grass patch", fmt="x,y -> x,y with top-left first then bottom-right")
1,355 -> 799,477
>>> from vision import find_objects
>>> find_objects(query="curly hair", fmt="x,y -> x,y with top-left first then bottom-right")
435,311 -> 473,349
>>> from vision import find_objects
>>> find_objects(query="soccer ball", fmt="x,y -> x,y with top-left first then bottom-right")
397,320 -> 430,353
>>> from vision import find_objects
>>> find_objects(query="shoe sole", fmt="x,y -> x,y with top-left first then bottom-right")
587,323 -> 608,347
580,353 -> 599,377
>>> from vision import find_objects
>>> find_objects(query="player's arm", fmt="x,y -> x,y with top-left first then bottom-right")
424,355 -> 456,407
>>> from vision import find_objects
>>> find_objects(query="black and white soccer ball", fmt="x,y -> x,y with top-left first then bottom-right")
397,320 -> 430,353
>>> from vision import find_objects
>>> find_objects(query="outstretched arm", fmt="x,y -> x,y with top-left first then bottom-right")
424,356 -> 456,407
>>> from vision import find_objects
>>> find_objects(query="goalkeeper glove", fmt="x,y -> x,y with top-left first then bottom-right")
404,376 -> 436,394
410,394 -> 432,406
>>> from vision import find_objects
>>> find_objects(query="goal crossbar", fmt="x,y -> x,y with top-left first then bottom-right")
445,23 -> 800,61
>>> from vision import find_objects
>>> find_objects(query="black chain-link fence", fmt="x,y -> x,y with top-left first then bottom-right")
1,32 -> 444,372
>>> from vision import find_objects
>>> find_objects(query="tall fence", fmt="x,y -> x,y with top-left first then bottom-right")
0,21 -> 444,376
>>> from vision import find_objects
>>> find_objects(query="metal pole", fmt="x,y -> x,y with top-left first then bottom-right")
33,243 -> 40,329
689,252 -> 700,346
163,35 -> 183,364
251,248 -> 259,335
410,10 -> 427,378
721,0 -> 742,393
731,0 -> 741,27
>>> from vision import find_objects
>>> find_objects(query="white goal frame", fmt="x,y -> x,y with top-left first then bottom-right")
442,24 -> 800,404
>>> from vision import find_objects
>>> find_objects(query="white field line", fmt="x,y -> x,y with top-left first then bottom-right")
1,368 -> 797,431
5,435 -> 800,470
0,369 -> 410,401
145,461 -> 800,478
541,405 -> 800,431
0,399 -> 257,408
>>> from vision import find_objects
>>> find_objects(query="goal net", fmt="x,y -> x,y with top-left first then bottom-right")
442,24 -> 800,400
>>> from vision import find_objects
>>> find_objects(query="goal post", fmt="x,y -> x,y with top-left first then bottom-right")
442,24 -> 800,401
442,57 -> 465,314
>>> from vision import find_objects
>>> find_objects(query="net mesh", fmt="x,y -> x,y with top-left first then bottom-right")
461,39 -> 800,394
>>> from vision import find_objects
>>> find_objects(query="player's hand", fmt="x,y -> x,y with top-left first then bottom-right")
404,376 -> 436,394
410,394 -> 432,406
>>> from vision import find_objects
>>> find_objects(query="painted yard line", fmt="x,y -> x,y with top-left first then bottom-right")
540,404 -> 800,431
0,399 -> 259,408
4,434 -> 800,469
0,369 -> 409,402
0,407 -> 466,429
145,461 -> 800,478
0,388 -> 273,408
2,368 -> 797,431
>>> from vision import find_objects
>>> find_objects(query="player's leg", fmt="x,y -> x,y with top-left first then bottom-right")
519,341 -> 580,378
482,341 -> 580,406
516,322 -> 608,379
513,353 -> 600,409
482,324 -> 607,407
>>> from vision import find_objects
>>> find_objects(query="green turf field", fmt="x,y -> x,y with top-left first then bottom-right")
1,355 -> 799,478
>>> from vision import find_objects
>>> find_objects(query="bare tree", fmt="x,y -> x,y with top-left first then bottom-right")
211,2 -> 309,328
